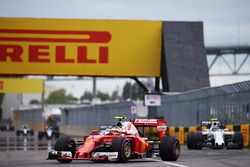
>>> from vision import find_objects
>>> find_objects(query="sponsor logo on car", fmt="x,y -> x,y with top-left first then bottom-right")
93,152 -> 118,160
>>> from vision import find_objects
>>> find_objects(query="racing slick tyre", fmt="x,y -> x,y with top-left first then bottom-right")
54,136 -> 76,163
111,137 -> 131,163
187,132 -> 203,150
53,132 -> 60,139
194,132 -> 203,150
16,130 -> 20,136
233,132 -> 243,149
0,126 -> 6,131
29,130 -> 34,136
159,136 -> 180,161
187,132 -> 195,149
38,132 -> 44,140
10,126 -> 15,131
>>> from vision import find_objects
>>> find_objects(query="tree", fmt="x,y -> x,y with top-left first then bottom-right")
110,90 -> 120,101
122,82 -> 144,100
45,89 -> 76,104
96,91 -> 109,101
80,91 -> 93,101
29,99 -> 40,104
122,82 -> 131,100
131,83 -> 144,100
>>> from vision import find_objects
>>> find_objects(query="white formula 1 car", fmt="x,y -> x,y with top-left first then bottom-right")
38,126 -> 59,140
187,119 -> 243,149
16,125 -> 34,136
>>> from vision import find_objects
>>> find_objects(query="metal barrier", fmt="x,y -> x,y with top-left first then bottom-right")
157,81 -> 250,127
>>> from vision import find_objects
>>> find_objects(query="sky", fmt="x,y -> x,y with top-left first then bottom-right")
0,0 -> 250,46
0,0 -> 250,97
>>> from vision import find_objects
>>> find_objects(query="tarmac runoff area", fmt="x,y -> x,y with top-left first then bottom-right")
0,132 -> 250,167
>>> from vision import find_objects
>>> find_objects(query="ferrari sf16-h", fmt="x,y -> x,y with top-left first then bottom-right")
47,117 -> 180,163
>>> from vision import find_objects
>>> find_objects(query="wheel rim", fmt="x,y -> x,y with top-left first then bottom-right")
68,140 -> 74,148
123,142 -> 131,158
174,141 -> 180,156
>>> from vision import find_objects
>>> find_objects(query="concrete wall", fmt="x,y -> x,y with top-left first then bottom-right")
161,21 -> 210,92
13,108 -> 43,131
1,94 -> 21,119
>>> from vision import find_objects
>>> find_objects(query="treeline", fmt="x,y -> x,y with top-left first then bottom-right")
44,81 -> 144,104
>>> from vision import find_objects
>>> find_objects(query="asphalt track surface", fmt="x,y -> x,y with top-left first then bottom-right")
1,131 -> 250,167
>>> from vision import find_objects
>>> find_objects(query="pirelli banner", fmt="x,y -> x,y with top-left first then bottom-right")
0,78 -> 43,93
0,18 -> 162,77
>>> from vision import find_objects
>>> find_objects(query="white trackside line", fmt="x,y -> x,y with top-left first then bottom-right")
147,158 -> 189,167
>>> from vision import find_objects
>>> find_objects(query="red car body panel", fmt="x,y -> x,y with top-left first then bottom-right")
75,131 -> 150,159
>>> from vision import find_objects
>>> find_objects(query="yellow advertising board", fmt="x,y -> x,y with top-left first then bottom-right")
0,18 -> 162,77
178,127 -> 185,144
0,78 -> 43,93
226,124 -> 234,132
169,126 -> 175,136
241,124 -> 249,147
189,126 -> 197,133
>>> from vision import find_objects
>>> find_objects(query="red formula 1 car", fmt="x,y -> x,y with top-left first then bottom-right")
47,117 -> 180,163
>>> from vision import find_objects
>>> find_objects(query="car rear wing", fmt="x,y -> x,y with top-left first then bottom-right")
201,120 -> 222,129
133,119 -> 166,127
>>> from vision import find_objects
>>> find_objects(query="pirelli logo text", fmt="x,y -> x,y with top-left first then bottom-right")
0,29 -> 112,64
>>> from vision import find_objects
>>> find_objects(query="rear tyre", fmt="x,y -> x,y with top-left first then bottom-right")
30,130 -> 34,136
187,132 -> 203,150
233,132 -> 243,149
159,136 -> 180,161
111,137 -> 131,163
38,132 -> 44,140
0,126 -> 6,131
16,130 -> 20,136
53,132 -> 60,139
55,136 -> 76,163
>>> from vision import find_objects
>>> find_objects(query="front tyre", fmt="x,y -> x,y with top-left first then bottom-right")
194,132 -> 203,150
187,133 -> 195,149
54,136 -> 76,163
233,132 -> 243,149
160,136 -> 180,161
111,137 -> 131,163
